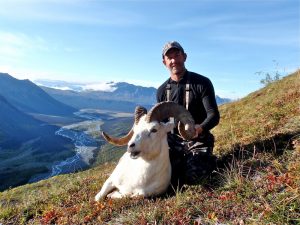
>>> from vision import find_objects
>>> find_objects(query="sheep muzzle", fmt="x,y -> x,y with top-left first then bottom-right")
128,149 -> 141,159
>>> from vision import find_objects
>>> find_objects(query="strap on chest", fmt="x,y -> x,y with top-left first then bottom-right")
165,73 -> 191,134
166,83 -> 171,102
165,83 -> 174,132
165,77 -> 191,110
185,83 -> 191,110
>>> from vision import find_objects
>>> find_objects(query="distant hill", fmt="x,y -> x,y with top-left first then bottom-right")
111,82 -> 157,105
215,95 -> 231,105
40,86 -> 147,113
37,79 -> 231,112
0,94 -> 43,145
0,73 -> 76,116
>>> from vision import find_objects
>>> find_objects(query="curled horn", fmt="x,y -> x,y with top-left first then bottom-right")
101,106 -> 147,146
146,101 -> 196,140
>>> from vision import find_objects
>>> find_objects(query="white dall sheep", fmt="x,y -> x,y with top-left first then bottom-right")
95,101 -> 195,200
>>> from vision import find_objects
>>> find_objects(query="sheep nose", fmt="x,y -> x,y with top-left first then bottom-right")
129,143 -> 135,148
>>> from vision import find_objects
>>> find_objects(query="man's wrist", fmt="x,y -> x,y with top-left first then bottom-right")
193,124 -> 203,138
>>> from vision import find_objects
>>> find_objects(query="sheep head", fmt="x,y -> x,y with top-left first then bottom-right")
128,116 -> 174,159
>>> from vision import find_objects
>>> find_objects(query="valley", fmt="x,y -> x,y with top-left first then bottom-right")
0,108 -> 132,191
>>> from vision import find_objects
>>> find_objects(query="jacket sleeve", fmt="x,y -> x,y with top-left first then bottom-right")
199,79 -> 220,131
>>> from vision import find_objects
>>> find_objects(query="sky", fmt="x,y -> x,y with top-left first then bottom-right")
0,0 -> 299,99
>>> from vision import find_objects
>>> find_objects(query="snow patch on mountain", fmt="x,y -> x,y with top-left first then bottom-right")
34,79 -> 117,92
82,82 -> 117,92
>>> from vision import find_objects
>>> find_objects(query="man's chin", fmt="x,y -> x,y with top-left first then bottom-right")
172,70 -> 184,76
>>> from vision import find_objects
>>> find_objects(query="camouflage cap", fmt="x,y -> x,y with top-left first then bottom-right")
162,41 -> 184,57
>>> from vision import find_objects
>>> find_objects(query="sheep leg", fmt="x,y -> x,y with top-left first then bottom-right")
107,190 -> 124,198
95,178 -> 116,201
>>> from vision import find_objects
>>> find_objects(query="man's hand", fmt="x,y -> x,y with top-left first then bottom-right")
193,124 -> 203,138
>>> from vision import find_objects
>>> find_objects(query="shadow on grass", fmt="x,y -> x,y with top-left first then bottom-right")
160,131 -> 299,197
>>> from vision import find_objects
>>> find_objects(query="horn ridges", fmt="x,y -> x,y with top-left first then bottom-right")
147,101 -> 196,140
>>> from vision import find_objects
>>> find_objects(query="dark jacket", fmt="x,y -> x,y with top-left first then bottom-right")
156,70 -> 220,135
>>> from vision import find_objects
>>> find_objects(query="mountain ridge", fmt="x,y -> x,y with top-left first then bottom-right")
0,73 -> 76,116
36,78 -> 231,112
0,94 -> 43,145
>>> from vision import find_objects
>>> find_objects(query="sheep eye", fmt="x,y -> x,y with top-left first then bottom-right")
150,128 -> 157,133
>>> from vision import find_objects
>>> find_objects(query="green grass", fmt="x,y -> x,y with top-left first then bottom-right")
213,70 -> 300,155
0,70 -> 299,224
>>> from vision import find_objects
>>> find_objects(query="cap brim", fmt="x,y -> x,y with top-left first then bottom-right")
163,46 -> 181,56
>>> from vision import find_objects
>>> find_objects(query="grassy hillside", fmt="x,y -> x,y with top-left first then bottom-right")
0,70 -> 299,224
213,70 -> 300,155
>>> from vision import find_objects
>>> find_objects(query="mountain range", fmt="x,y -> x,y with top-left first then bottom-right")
0,73 -> 76,116
36,79 -> 231,113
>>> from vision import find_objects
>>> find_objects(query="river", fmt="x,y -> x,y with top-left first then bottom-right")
28,110 -> 105,183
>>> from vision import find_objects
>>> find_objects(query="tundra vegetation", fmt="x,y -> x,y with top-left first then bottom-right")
0,70 -> 299,224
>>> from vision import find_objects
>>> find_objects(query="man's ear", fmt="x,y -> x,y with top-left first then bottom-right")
183,52 -> 187,62
162,58 -> 166,66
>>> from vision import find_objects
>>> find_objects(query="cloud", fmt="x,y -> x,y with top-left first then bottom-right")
0,31 -> 50,58
0,32 -> 28,57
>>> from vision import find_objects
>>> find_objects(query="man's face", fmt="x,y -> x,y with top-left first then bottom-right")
163,48 -> 187,75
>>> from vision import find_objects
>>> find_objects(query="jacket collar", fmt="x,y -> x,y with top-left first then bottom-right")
168,70 -> 189,84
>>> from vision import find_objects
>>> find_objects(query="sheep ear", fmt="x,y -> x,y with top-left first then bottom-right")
135,106 -> 147,124
162,121 -> 175,132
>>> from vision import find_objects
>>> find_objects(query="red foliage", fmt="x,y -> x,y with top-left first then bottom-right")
40,209 -> 60,225
265,170 -> 295,192
168,207 -> 191,224
218,191 -> 236,201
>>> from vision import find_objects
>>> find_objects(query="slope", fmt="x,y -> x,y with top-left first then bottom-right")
0,73 -> 76,116
0,95 -> 44,145
213,70 -> 300,155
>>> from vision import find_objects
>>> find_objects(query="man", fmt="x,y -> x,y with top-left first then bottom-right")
157,41 -> 220,187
